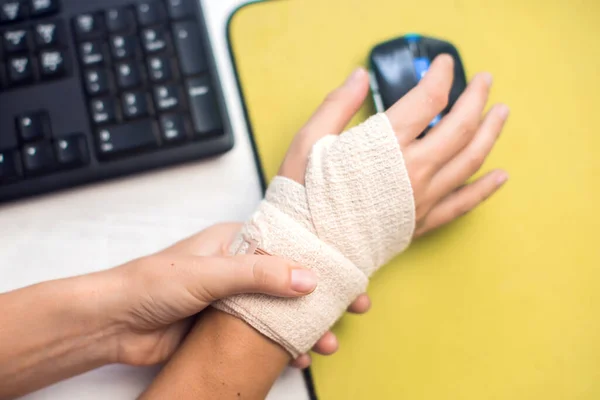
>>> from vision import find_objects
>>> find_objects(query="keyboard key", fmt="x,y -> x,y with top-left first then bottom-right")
79,41 -> 105,66
0,1 -> 27,24
22,141 -> 55,175
7,55 -> 34,85
106,7 -> 136,33
96,119 -> 159,159
141,27 -> 170,54
83,68 -> 110,96
185,77 -> 222,135
73,13 -> 104,40
90,97 -> 118,125
16,111 -> 50,142
135,1 -> 166,26
3,29 -> 30,53
38,49 -> 67,79
172,21 -> 206,76
159,113 -> 189,143
110,34 -> 140,60
147,55 -> 175,82
153,84 -> 182,112
34,21 -> 64,48
115,61 -> 142,89
121,90 -> 151,119
166,0 -> 197,20
0,149 -> 22,184
54,135 -> 89,167
29,0 -> 59,17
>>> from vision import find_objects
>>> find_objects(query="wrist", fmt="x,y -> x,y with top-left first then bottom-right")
140,308 -> 289,400
0,274 -> 121,398
53,273 -> 122,365
55,270 -> 129,366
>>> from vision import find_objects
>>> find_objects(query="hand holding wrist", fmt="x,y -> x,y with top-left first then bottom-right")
91,225 -> 318,367
0,224 -> 318,398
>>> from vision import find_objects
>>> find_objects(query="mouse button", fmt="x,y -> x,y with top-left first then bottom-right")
403,33 -> 423,57
370,37 -> 407,60
370,45 -> 418,109
421,36 -> 451,58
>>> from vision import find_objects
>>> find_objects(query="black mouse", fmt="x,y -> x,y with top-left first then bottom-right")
369,34 -> 467,135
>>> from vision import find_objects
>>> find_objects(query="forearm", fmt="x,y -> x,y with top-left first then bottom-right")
0,274 -> 118,399
141,307 -> 290,400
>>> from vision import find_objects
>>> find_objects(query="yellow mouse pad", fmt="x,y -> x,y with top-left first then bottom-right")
229,1 -> 600,398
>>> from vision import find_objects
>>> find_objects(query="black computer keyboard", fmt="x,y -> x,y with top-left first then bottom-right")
0,0 -> 233,202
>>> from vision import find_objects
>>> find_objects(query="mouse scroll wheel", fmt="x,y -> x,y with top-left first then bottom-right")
404,34 -> 424,58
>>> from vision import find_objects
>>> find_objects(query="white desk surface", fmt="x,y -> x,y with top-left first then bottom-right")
0,1 -> 309,399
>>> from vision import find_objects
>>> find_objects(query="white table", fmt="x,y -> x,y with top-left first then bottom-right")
0,1 -> 310,398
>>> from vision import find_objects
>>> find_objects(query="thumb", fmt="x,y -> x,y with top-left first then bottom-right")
301,67 -> 370,138
184,255 -> 317,301
280,67 -> 370,184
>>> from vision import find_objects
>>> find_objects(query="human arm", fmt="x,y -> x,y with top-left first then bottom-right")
141,54 -> 510,398
140,308 -> 288,400
0,225 -> 316,399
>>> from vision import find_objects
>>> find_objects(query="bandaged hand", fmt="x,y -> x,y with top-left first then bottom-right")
214,54 -> 509,360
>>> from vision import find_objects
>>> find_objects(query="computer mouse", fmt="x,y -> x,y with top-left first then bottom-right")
369,34 -> 467,135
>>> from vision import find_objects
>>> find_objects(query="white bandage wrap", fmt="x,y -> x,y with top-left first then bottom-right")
213,113 -> 415,357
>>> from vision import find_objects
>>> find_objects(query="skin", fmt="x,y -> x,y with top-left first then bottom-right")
0,223 -> 366,399
141,54 -> 510,398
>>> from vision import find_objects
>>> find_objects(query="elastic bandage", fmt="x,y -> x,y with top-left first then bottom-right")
213,113 -> 415,357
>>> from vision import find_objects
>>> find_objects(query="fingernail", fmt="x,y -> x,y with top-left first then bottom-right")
497,104 -> 510,119
345,68 -> 365,85
496,172 -> 509,185
291,269 -> 317,293
480,72 -> 493,86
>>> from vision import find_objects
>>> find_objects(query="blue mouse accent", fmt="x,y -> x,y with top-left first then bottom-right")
413,57 -> 430,80
404,33 -> 421,42
429,114 -> 442,127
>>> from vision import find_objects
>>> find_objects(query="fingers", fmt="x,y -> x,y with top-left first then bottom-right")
430,104 -> 510,198
291,331 -> 341,368
290,294 -> 370,369
291,331 -> 340,369
279,68 -> 370,184
414,72 -> 493,169
347,293 -> 371,314
290,331 -> 339,369
177,255 -> 318,302
291,354 -> 312,369
290,294 -> 371,369
300,67 -> 371,140
414,169 -> 508,237
385,54 -> 454,147
311,331 -> 339,355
